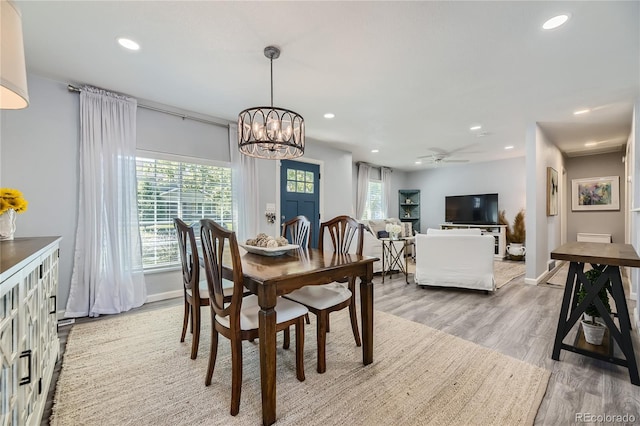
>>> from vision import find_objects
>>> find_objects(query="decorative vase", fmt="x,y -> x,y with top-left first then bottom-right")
506,243 -> 526,260
390,232 -> 398,240
581,320 -> 606,345
0,209 -> 17,241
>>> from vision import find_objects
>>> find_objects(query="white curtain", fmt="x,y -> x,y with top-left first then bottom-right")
356,163 -> 371,220
65,86 -> 146,318
381,167 -> 392,218
229,125 -> 259,241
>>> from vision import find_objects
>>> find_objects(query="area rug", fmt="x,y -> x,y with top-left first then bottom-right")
407,260 -> 525,289
494,260 -> 526,289
546,262 -> 592,287
546,262 -> 570,287
51,307 -> 550,426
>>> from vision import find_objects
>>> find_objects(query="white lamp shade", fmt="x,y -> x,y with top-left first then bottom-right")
1,0 -> 29,109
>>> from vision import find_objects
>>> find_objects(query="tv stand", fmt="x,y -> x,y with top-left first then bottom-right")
440,224 -> 506,259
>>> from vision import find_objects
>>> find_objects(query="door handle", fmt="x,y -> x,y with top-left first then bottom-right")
19,350 -> 32,385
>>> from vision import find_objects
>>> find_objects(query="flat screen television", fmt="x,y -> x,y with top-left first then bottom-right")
445,193 -> 499,225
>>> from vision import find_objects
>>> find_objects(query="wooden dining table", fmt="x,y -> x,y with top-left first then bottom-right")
221,247 -> 377,425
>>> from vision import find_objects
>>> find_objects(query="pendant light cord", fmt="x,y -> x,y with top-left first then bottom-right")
270,57 -> 274,107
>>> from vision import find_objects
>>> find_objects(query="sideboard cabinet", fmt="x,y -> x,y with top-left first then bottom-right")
1,237 -> 61,426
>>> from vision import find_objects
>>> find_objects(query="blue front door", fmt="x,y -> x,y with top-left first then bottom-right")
280,160 -> 320,248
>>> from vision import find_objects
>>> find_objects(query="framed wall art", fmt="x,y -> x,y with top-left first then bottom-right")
547,167 -> 558,216
571,175 -> 620,211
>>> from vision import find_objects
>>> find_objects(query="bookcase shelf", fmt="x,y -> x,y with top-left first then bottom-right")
399,190 -> 420,233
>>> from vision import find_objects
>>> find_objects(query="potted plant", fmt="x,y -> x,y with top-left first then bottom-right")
577,268 -> 611,345
499,209 -> 526,260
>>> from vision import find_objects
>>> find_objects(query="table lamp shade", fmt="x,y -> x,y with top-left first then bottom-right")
1,0 -> 29,109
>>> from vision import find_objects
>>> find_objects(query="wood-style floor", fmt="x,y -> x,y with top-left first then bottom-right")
44,270 -> 640,425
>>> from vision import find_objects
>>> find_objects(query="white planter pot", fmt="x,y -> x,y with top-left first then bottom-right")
581,320 -> 606,345
0,209 -> 16,241
506,243 -> 526,260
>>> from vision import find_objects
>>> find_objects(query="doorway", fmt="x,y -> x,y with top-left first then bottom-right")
280,160 -> 320,248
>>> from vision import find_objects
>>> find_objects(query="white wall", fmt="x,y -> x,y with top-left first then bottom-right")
525,124 -> 564,285
404,157 -> 526,232
1,75 -> 80,312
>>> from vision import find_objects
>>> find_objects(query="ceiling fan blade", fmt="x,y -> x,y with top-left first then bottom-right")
443,159 -> 469,163
427,147 -> 449,155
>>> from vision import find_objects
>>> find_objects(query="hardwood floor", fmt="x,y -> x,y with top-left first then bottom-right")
44,272 -> 640,424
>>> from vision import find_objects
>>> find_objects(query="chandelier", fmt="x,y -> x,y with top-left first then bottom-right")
238,46 -> 305,159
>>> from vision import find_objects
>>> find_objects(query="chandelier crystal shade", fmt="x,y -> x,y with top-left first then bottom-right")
238,46 -> 304,159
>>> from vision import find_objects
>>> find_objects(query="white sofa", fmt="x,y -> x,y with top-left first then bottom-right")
360,218 -> 410,273
414,228 -> 495,292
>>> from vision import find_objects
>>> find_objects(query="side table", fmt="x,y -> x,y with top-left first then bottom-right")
550,242 -> 640,386
380,237 -> 414,284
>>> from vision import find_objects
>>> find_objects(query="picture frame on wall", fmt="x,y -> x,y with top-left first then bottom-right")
571,175 -> 620,211
547,167 -> 558,216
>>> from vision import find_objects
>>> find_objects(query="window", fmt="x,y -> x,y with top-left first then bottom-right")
362,180 -> 384,220
136,153 -> 233,269
286,168 -> 314,193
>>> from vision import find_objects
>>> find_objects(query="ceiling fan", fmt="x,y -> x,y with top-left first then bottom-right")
418,145 -> 480,165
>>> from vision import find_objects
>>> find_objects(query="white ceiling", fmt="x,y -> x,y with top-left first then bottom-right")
16,1 -> 640,171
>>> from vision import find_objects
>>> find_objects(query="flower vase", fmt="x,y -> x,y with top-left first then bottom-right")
0,209 -> 17,241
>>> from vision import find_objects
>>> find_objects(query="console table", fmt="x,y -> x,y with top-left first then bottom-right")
1,237 -> 61,423
550,242 -> 639,385
440,224 -> 506,259
380,237 -> 413,284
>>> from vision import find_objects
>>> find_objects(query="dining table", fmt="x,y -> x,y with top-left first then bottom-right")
220,246 -> 377,425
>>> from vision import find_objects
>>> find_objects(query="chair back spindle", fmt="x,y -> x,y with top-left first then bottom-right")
282,215 -> 312,248
319,215 -> 363,256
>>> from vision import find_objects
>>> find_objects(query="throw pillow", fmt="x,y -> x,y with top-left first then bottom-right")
368,219 -> 387,236
401,222 -> 413,237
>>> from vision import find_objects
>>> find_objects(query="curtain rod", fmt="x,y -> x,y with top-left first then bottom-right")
356,161 -> 393,172
67,84 -> 229,129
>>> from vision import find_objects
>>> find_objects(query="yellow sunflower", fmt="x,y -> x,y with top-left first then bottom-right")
0,188 -> 28,215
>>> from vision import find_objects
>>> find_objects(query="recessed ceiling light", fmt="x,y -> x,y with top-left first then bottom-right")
415,160 -> 422,165
470,125 -> 482,131
573,109 -> 591,115
504,146 -> 514,150
585,142 -> 598,147
371,149 -> 379,153
117,37 -> 140,51
542,14 -> 570,30
323,113 -> 335,119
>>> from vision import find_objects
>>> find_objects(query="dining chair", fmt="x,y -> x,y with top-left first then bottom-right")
199,218 -> 308,416
282,215 -> 311,248
174,218 -> 212,360
284,215 -> 363,373
282,215 -> 313,324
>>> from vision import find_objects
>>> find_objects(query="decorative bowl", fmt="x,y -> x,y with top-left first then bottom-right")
239,243 -> 299,257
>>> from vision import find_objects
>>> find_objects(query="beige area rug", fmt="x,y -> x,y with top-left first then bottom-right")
406,260 -> 525,289
52,307 -> 550,426
546,262 -> 570,287
493,260 -> 526,289
546,262 -> 593,287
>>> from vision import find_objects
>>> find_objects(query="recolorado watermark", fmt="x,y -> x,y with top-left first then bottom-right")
575,413 -> 636,423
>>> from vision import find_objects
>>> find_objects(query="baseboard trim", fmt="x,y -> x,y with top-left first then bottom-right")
146,290 -> 182,303
524,267 -> 556,286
